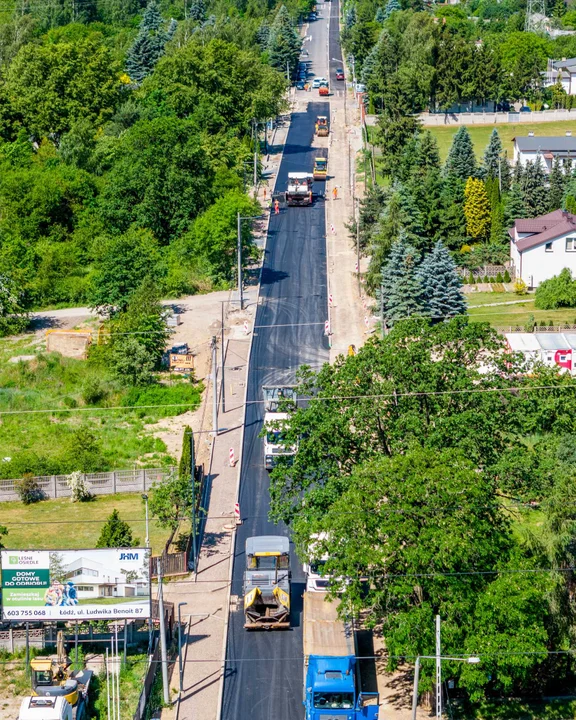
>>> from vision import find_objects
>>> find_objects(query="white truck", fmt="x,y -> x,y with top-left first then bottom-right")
286,172 -> 314,206
262,386 -> 297,471
303,533 -> 330,592
18,697 -> 75,720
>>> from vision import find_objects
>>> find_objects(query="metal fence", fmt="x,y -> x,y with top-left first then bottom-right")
0,467 -> 175,502
503,324 -> 576,333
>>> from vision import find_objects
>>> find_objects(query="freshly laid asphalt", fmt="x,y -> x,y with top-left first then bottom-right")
220,3 -> 342,719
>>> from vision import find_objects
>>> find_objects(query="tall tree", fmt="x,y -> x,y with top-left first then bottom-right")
549,157 -> 566,211
521,158 -> 549,217
125,0 -> 174,84
504,183 -> 528,226
418,240 -> 467,321
267,5 -> 301,77
380,236 -> 425,326
482,129 -> 503,179
444,126 -> 477,182
382,0 -> 401,19
464,177 -> 491,241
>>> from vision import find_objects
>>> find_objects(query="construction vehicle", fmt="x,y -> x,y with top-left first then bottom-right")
286,172 -> 314,206
262,386 -> 297,470
29,632 -> 92,716
19,697 -> 75,720
313,157 -> 327,181
315,115 -> 329,137
243,536 -> 291,629
303,592 -> 379,720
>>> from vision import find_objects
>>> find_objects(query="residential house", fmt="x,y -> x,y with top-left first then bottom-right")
505,332 -> 576,373
544,57 -> 576,94
513,133 -> 576,172
509,209 -> 576,288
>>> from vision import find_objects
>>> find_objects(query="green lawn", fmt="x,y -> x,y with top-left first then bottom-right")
428,120 -> 576,163
0,333 -> 203,479
0,493 -> 178,555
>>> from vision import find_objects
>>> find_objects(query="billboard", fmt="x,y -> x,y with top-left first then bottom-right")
1,549 -> 150,621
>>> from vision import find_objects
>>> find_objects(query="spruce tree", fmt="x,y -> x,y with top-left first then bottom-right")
188,0 -> 206,21
418,240 -> 467,321
444,126 -> 477,182
521,157 -> 549,217
499,152 -> 512,193
440,174 -> 467,248
513,161 -> 524,185
482,128 -> 503,179
267,5 -> 301,76
549,157 -> 566,211
504,183 -> 528,226
485,177 -> 504,244
345,5 -> 356,29
380,236 -> 425,325
464,177 -> 491,241
96,509 -> 138,548
366,190 -> 404,293
416,131 -> 441,174
382,0 -> 401,18
125,0 -> 173,84
375,6 -> 385,22
398,183 -> 427,249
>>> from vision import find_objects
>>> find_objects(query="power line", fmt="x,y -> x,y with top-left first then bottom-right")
1,381 -> 575,416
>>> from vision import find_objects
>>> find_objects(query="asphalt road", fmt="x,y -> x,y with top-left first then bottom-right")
220,4 -> 340,719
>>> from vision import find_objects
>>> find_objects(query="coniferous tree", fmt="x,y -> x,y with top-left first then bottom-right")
500,152 -> 512,193
522,157 -> 549,217
125,0 -> 173,84
513,161 -> 524,185
375,7 -> 386,22
444,127 -> 477,182
464,177 -> 491,241
383,0 -> 401,18
267,5 -> 301,76
366,190 -> 404,293
380,236 -> 425,325
345,5 -> 356,29
440,174 -> 467,248
398,183 -> 427,248
96,509 -> 139,548
549,157 -> 566,211
485,177 -> 504,244
504,183 -> 528,226
188,0 -> 206,21
418,240 -> 467,321
482,129 -> 503,179
415,131 -> 441,174
256,22 -> 270,48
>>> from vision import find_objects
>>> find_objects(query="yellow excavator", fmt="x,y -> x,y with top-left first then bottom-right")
30,632 -> 92,710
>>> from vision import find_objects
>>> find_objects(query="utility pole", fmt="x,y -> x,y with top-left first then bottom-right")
253,120 -> 258,199
157,559 -> 170,706
212,336 -> 218,436
237,212 -> 243,310
436,615 -> 442,719
356,200 -> 361,296
178,602 -> 188,692
221,301 -> 226,413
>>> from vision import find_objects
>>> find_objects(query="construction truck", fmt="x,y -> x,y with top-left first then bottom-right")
19,697 -> 75,720
262,386 -> 297,470
313,157 -> 327,181
303,592 -> 379,720
286,172 -> 314,206
27,632 -> 92,719
243,535 -> 291,629
315,115 -> 329,137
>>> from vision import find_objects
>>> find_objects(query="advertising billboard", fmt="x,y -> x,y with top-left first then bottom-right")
1,548 -> 150,621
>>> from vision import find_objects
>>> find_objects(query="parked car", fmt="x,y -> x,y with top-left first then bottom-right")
519,106 -> 532,112
312,77 -> 327,88
335,68 -> 344,80
297,80 -> 306,90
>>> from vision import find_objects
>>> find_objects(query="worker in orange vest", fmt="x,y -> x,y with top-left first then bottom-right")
332,186 -> 338,200
274,199 -> 280,215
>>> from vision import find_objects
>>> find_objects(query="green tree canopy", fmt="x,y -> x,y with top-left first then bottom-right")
96,509 -> 139,547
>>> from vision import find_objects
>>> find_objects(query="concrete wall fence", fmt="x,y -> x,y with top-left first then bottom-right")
366,109 -> 576,127
0,467 -> 175,502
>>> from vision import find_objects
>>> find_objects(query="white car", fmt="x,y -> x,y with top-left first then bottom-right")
312,77 -> 327,88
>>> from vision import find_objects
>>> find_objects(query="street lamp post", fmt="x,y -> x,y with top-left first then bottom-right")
412,655 -> 480,720
178,602 -> 188,693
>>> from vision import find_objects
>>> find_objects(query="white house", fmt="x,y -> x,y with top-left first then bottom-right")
544,57 -> 576,94
63,557 -> 146,600
509,209 -> 576,288
513,133 -> 576,172
505,333 -> 576,374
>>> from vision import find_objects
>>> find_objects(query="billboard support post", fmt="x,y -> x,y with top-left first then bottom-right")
74,622 -> 78,669
25,623 -> 30,677
157,558 -> 170,706
123,618 -> 128,666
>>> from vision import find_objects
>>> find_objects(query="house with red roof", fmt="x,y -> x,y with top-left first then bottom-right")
509,209 -> 576,288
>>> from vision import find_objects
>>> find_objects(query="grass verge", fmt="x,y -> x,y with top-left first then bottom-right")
0,493 -> 176,555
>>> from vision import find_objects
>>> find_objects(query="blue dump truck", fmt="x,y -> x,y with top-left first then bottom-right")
303,592 -> 379,720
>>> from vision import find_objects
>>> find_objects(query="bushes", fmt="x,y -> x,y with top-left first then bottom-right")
535,268 -> 576,309
15,474 -> 44,504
